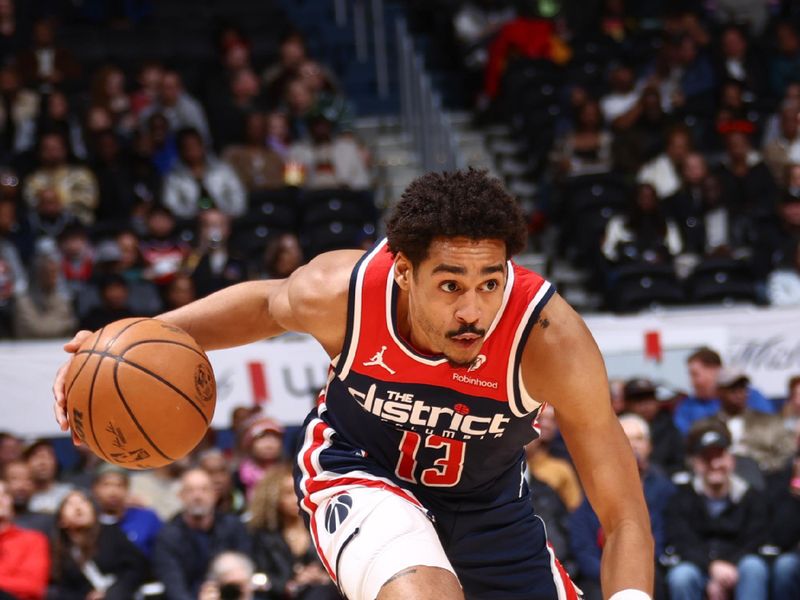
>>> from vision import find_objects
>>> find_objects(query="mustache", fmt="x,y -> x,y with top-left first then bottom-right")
446,324 -> 486,339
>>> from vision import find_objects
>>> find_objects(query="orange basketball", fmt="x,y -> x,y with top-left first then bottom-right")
64,318 -> 216,469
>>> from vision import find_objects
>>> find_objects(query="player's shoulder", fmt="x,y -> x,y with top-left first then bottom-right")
288,249 -> 364,304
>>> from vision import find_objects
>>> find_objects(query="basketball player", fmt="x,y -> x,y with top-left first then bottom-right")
54,170 -> 653,600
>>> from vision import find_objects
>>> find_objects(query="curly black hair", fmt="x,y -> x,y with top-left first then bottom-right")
385,168 -> 527,266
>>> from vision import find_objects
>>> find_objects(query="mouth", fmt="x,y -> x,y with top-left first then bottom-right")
450,334 -> 483,349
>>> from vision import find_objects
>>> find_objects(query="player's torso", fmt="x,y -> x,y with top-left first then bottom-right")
320,240 -> 555,505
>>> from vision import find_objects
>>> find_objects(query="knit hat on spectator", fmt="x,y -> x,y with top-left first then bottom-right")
242,416 -> 284,450
716,367 -> 749,389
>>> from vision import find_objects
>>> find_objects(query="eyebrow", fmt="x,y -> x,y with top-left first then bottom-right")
431,263 -> 505,276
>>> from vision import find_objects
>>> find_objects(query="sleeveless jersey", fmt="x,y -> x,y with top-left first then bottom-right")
318,239 -> 555,508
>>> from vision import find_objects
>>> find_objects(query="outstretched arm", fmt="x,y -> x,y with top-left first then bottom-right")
522,293 -> 653,599
53,249 -> 361,430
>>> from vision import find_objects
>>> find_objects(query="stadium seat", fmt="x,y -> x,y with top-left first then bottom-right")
687,258 -> 759,304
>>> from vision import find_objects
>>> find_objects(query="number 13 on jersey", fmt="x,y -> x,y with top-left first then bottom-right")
395,431 -> 466,487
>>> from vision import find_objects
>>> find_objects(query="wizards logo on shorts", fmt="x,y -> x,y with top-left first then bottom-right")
324,493 -> 353,533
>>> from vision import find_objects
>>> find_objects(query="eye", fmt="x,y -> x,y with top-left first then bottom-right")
439,281 -> 459,293
481,279 -> 500,292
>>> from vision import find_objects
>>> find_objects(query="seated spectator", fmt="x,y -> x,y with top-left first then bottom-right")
763,84 -> 800,146
715,131 -> 778,221
552,99 -> 613,178
637,125 -> 693,199
14,18 -> 80,92
145,112 -> 179,176
139,70 -> 211,145
25,185 -> 80,247
249,464 -> 339,600
90,65 -> 135,138
199,551 -> 260,600
57,223 -> 93,298
623,378 -> 684,474
3,460 -> 52,534
50,490 -> 147,600
263,31 -> 313,102
770,21 -> 800,98
602,183 -> 682,265
601,62 -> 643,128
237,416 -> 285,501
162,272 -> 196,310
163,127 -> 246,219
767,451 -> 800,599
709,0 -> 769,37
289,111 -> 370,190
0,194 -> 28,294
0,0 -> 21,59
569,414 -> 674,600
762,102 -> 800,185
0,64 -> 39,159
23,130 -> 98,226
266,110 -> 292,160
257,233 -> 304,280
282,77 -> 317,142
186,209 -> 247,298
300,60 -> 353,135
91,463 -> 162,558
0,479 -> 49,600
13,242 -> 76,338
714,368 -> 795,474
130,61 -> 164,118
612,86 -> 671,175
154,468 -> 251,600
783,375 -> 800,432
674,347 -> 775,435
210,67 -> 264,151
767,238 -> 800,306
128,463 -> 184,522
31,91 -> 88,162
714,25 -> 767,102
79,273 -> 134,331
198,449 -> 246,515
24,439 -> 71,514
0,433 -> 20,472
222,112 -> 285,191
89,129 -> 138,229
665,422 -> 769,600
452,0 -> 515,70
524,404 -> 582,511
139,204 -> 189,286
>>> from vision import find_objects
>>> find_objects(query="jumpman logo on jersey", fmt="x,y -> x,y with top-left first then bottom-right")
363,346 -> 396,375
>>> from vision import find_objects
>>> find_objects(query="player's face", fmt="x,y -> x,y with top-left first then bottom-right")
398,237 -> 507,367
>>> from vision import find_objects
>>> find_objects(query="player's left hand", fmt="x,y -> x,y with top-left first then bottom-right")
52,330 -> 94,435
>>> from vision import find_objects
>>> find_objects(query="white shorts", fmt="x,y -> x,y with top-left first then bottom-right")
310,486 -> 458,600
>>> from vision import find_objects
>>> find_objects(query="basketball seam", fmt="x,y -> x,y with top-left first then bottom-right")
103,318 -> 151,352
111,360 -> 175,463
86,354 -> 113,463
65,325 -> 106,400
119,339 -> 209,361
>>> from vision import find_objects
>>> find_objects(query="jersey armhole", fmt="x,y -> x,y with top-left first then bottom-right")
507,281 -> 556,417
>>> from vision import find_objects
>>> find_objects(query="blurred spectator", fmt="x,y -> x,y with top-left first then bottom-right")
13,242 -> 76,338
602,183 -> 682,264
139,204 -> 189,285
637,125 -> 692,199
163,127 -> 246,219
50,490 -> 147,600
524,404 -> 582,511
0,433 -> 20,470
258,233 -> 303,280
210,67 -> 263,151
708,0 -> 769,37
552,99 -> 613,178
3,460 -> 52,535
714,368 -> 795,473
154,468 -> 251,600
754,184 -> 800,280
655,33 -> 715,115
761,102 -> 799,185
145,112 -> 178,176
162,272 -> 196,310
238,416 -> 285,502
623,378 -> 684,474
782,375 -> 800,431
713,25 -> 767,101
14,18 -> 80,91
770,21 -> 800,97
0,0 -> 21,58
128,463 -> 184,522
139,70 -> 211,145
26,186 -> 80,247
771,219 -> 800,307
266,110 -> 291,160
674,347 -> 775,435
288,112 -> 370,190
24,439 -> 71,514
609,378 -> 625,415
198,552 -> 259,600
91,463 -> 162,558
0,194 -> 28,294
186,209 -> 247,297
283,77 -> 315,141
612,86 -> 670,174
249,464 -> 339,600
452,0 -> 515,70
198,449 -> 245,515
31,90 -> 88,162
90,65 -> 135,137
223,112 -> 286,191
601,63 -> 643,127
665,422 -> 769,600
0,478 -> 50,600
299,60 -> 353,135
89,129 -> 138,229
129,61 -> 164,118
569,414 -> 674,600
767,451 -> 800,599
715,131 -> 777,220
0,64 -> 39,158
263,31 -> 312,102
763,84 -> 800,146
79,273 -> 133,331
57,223 -> 92,297
22,130 -> 98,225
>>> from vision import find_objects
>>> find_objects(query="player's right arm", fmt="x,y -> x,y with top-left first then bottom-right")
52,249 -> 362,431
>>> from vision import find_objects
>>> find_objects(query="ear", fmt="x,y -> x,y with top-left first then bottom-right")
394,254 -> 412,291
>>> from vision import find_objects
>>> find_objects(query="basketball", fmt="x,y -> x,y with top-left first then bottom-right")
64,318 -> 216,469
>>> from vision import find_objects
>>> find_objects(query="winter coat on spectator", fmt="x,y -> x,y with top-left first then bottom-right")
49,524 -> 147,600
162,159 -> 246,219
0,525 -> 49,600
673,388 -> 775,434
664,474 -> 769,570
13,287 -> 76,338
153,512 -> 251,600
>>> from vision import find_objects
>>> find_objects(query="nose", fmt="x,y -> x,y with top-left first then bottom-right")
454,290 -> 480,324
